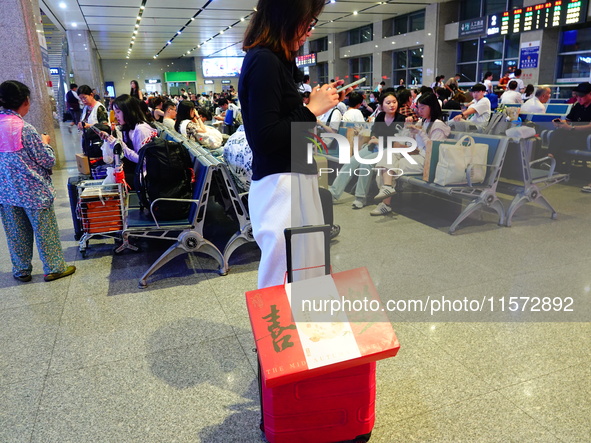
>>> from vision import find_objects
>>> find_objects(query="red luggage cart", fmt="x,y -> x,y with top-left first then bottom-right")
246,226 -> 400,443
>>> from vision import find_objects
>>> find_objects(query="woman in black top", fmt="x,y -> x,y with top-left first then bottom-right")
129,80 -> 143,101
239,0 -> 353,288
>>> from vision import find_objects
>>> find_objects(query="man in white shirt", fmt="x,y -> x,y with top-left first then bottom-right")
513,69 -> 525,93
452,83 -> 491,127
500,81 -> 523,104
341,92 -> 366,122
520,86 -> 551,114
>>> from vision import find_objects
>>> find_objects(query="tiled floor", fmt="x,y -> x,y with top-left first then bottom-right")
0,122 -> 590,442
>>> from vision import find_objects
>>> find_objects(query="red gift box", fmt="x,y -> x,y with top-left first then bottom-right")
246,267 -> 400,388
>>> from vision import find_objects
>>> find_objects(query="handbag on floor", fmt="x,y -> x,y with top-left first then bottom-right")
434,135 -> 488,186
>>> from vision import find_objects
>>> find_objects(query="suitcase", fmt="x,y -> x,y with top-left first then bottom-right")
258,225 -> 375,443
67,175 -> 90,241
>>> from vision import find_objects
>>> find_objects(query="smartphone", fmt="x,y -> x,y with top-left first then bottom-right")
336,77 -> 366,93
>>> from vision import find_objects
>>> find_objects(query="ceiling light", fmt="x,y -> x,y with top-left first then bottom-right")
353,11 -> 358,15
77,33 -> 81,36
191,17 -> 195,21
240,17 -> 245,21
71,22 -> 77,27
137,16 -> 141,20
177,31 -> 182,35
220,30 -> 224,34
59,2 -> 66,8
140,5 -> 145,9
153,56 -> 157,59
135,24 -> 139,28
133,31 -> 137,34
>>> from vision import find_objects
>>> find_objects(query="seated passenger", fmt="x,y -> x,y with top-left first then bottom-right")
175,100 -> 223,153
520,86 -> 550,114
329,91 -> 406,209
371,93 -> 450,216
500,81 -> 523,105
341,92 -> 365,122
161,101 -> 177,131
452,83 -> 491,131
98,94 -> 158,187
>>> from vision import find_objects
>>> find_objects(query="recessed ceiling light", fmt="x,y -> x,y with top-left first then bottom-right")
59,2 -> 66,8
353,11 -> 358,15
77,33 -> 81,36
71,22 -> 77,27
240,17 -> 245,21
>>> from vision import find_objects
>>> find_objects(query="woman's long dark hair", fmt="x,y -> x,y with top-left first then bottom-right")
0,80 -> 30,110
243,0 -> 325,60
113,94 -> 147,132
175,100 -> 195,132
417,93 -> 444,133
130,80 -> 140,99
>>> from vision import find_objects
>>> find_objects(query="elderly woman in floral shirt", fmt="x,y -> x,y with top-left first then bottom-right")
0,80 -> 75,282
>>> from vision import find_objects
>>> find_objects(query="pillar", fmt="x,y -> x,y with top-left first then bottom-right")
67,30 -> 104,94
0,0 -> 59,164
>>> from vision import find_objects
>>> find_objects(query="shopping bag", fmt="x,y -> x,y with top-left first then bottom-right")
434,135 -> 488,186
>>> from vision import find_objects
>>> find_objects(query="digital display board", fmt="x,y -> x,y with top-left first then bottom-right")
202,57 -> 244,78
487,0 -> 588,36
295,53 -> 317,68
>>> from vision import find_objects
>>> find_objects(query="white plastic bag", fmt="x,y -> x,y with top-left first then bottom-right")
434,135 -> 489,186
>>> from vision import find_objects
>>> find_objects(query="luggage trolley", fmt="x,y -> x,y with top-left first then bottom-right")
76,180 -> 128,257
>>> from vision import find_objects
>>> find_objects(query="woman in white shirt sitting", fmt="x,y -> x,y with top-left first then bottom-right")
98,94 -> 157,188
370,93 -> 451,216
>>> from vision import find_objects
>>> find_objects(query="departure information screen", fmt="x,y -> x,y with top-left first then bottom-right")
487,0 -> 588,36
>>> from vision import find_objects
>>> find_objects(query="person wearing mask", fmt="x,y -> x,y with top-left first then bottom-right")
129,80 -> 143,101
452,83 -> 491,131
239,0 -> 353,288
371,93 -> 450,216
0,80 -> 76,282
520,86 -> 551,114
329,91 -> 406,209
161,100 -> 177,131
66,83 -> 81,126
98,95 -> 157,188
445,73 -> 461,94
500,81 -> 523,105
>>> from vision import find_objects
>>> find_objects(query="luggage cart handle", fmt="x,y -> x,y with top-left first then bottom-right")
284,225 -> 331,284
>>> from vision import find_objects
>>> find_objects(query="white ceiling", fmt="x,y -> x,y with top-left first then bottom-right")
40,0 -> 451,60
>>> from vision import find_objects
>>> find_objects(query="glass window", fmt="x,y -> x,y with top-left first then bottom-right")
503,59 -> 517,76
409,68 -> 423,86
393,16 -> 408,35
560,28 -> 591,53
350,56 -> 373,83
392,47 -> 423,86
310,37 -> 328,53
394,50 -> 407,69
460,0 -> 481,21
481,36 -> 504,60
505,33 -> 520,58
558,53 -> 591,78
348,25 -> 373,45
485,0 -> 507,15
316,63 -> 328,86
409,11 -> 425,32
458,64 -> 477,83
459,40 -> 478,63
478,61 -> 503,81
409,48 -> 424,67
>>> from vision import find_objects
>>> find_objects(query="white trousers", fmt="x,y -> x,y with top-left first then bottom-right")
249,173 -> 325,289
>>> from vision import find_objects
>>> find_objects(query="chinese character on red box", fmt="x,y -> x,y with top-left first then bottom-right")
246,267 -> 400,388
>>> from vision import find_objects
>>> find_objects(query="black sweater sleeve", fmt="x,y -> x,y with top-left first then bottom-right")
239,47 -> 318,180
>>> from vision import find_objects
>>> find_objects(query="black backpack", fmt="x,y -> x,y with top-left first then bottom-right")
82,123 -> 111,158
134,138 -> 195,221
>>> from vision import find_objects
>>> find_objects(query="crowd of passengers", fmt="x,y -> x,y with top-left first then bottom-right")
65,72 -> 591,219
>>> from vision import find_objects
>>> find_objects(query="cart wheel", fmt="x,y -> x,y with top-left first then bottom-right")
354,431 -> 372,442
